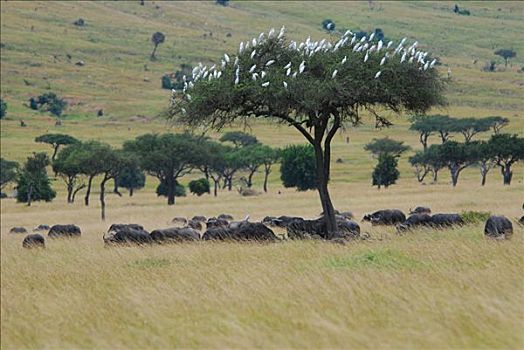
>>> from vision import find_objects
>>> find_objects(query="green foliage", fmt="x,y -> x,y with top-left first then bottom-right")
30,92 -> 67,117
280,145 -> 317,191
372,153 -> 399,188
219,131 -> 259,148
494,49 -> 516,67
483,116 -> 509,134
52,143 -> 86,202
150,31 -> 165,59
364,137 -> 410,157
16,153 -> 56,203
156,180 -> 186,197
460,210 -> 491,225
1,158 -> 19,189
118,162 -> 146,196
161,75 -> 173,89
449,117 -> 492,142
188,178 -> 210,196
35,133 -> 79,161
0,98 -> 6,119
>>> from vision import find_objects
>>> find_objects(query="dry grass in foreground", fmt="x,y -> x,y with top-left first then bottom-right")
1,181 -> 523,349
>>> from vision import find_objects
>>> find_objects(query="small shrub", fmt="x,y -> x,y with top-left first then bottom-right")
461,211 -> 491,225
29,92 -> 67,117
156,180 -> 186,197
161,74 -> 172,89
189,178 -> 210,196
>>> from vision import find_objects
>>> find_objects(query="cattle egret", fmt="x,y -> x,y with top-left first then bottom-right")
299,61 -> 305,73
239,42 -> 244,54
284,62 -> 292,69
374,71 -> 381,79
234,57 -> 239,66
369,33 -> 375,42
216,72 -> 221,79
189,82 -> 194,88
409,56 -> 414,63
261,82 -> 269,87
351,36 -> 357,45
400,37 -> 407,46
181,107 -> 186,114
369,45 -> 376,53
258,32 -> 264,42
266,60 -> 275,66
261,71 -> 267,78
360,36 -> 366,43
250,50 -> 256,59
286,67 -> 291,76
344,29 -> 352,37
186,94 -> 192,101
424,61 -> 430,70
252,38 -> 257,47
380,57 -> 386,65
224,54 -> 230,63
221,60 -> 226,69
234,76 -> 240,85
278,26 -> 285,39
387,40 -> 393,49
292,72 -> 298,78
364,52 -> 369,62
268,28 -> 275,38
203,71 -> 209,79
252,73 -> 258,81
341,56 -> 347,64
283,81 -> 288,88
332,69 -> 338,79
249,64 -> 257,73
377,40 -> 383,51
429,59 -> 437,68
192,66 -> 199,74
362,43 -> 369,51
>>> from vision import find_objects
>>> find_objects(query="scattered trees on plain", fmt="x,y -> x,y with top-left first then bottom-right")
29,92 -> 67,117
35,133 -> 79,161
494,49 -> 516,67
365,138 -> 409,189
16,153 -> 56,205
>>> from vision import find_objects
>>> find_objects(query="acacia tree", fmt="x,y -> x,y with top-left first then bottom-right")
259,145 -> 280,193
150,32 -> 165,60
494,49 -> 516,67
75,141 -> 111,206
53,143 -> 86,203
219,131 -> 259,148
118,158 -> 146,197
437,141 -> 476,187
171,27 -> 446,238
409,144 -> 445,183
409,114 -> 453,148
488,134 -> 524,185
372,153 -> 399,189
200,140 -> 228,197
484,116 -> 509,134
451,118 -> 491,143
16,153 -> 56,206
35,133 -> 79,161
473,141 -> 495,186
123,133 -> 203,205
364,137 -> 410,157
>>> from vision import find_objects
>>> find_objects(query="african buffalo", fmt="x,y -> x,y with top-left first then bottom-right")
33,224 -> 50,231
202,221 -> 277,241
48,224 -> 81,238
287,217 -> 360,240
396,214 -> 433,232
484,216 -> 513,239
187,219 -> 203,231
409,206 -> 432,215
363,209 -> 406,226
171,217 -> 188,226
9,227 -> 27,234
150,227 -> 200,243
262,216 -> 305,228
206,217 -> 230,229
23,234 -> 45,248
103,224 -> 152,245
430,213 -> 464,228
218,214 -> 234,221
191,216 -> 207,223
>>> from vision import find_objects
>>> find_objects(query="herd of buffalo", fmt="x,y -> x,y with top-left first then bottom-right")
8,206 -> 521,249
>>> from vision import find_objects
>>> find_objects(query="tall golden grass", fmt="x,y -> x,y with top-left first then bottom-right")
2,179 -> 523,349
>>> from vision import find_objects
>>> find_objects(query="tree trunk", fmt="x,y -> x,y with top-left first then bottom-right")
66,180 -> 73,203
420,133 -> 428,151
313,142 -> 337,239
100,178 -> 108,221
52,144 -> 59,162
72,184 -> 85,202
113,177 -> 122,197
480,162 -> 489,186
27,184 -> 33,207
85,175 -> 94,206
227,176 -> 233,191
263,165 -> 271,193
450,166 -> 460,187
247,169 -> 256,188
213,178 -> 219,197
502,165 -> 512,185
129,188 -> 134,197
151,44 -> 158,60
432,168 -> 439,183
167,176 -> 176,205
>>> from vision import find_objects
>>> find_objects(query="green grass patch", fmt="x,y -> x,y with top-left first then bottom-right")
127,257 -> 170,269
461,210 -> 491,225
326,249 -> 423,270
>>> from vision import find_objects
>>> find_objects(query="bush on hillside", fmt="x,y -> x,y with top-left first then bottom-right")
189,178 -> 210,196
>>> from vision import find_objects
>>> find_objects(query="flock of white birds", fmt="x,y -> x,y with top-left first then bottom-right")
175,26 -> 438,106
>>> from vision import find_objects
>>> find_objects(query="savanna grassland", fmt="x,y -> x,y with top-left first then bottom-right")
1,1 -> 524,349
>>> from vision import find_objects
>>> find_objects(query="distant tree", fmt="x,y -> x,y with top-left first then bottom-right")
0,98 -> 6,119
410,114 -> 454,149
451,117 -> 491,143
123,133 -> 203,205
484,116 -> 509,134
409,145 -> 446,183
150,31 -> 165,60
219,131 -> 258,148
156,179 -> 186,197
118,159 -> 146,197
488,133 -> 524,185
16,153 -> 56,205
35,133 -> 79,161
494,49 -> 516,67
259,146 -> 280,193
235,145 -> 269,188
30,92 -> 67,117
364,137 -> 410,157
1,158 -> 19,190
216,0 -> 229,6
53,143 -> 86,203
189,178 -> 210,196
222,148 -> 247,191
322,19 -> 336,32
280,145 -> 317,191
437,141 -> 477,186
199,141 -> 228,196
472,141 -> 495,186
372,153 -> 399,189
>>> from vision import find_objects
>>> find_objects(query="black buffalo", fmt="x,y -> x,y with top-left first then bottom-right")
9,227 -> 27,234
191,216 -> 207,223
484,216 -> 513,239
23,234 -> 45,248
33,224 -> 50,231
396,214 -> 433,232
363,209 -> 406,226
150,227 -> 200,243
206,217 -> 230,229
409,206 -> 432,215
430,213 -> 464,228
287,217 -> 360,240
48,224 -> 81,238
202,221 -> 277,241
187,219 -> 203,231
217,214 -> 234,221
519,216 -> 524,225
103,224 -> 152,245
171,217 -> 188,225
262,216 -> 305,228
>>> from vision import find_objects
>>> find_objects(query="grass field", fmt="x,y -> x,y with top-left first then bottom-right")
1,1 -> 524,349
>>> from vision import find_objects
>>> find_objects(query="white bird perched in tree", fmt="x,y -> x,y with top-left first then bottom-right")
292,71 -> 298,78
374,71 -> 381,79
424,61 -> 430,70
369,32 -> 375,42
351,35 -> 357,45
289,41 -> 297,50
203,71 -> 209,79
268,28 -> 275,38
387,40 -> 393,49
234,57 -> 239,66
258,32 -> 265,42
286,67 -> 291,76
186,94 -> 192,101
299,61 -> 305,73
360,35 -> 367,43
181,107 -> 186,114
284,62 -> 292,69
182,75 -> 187,82
261,71 -> 267,78
344,29 -> 352,37
245,41 -> 250,50
266,60 -> 275,66
400,52 -> 407,63
332,69 -> 338,79
364,52 -> 369,62
353,43 -> 360,52
429,59 -> 437,68
216,72 -> 222,79
341,56 -> 347,64
409,56 -> 414,63
221,60 -> 226,69
249,64 -> 257,73
239,42 -> 244,54
377,40 -> 383,51
235,67 -> 240,76
400,37 -> 407,46
188,81 -> 194,88
252,38 -> 257,47
252,73 -> 258,81
278,25 -> 285,39
250,50 -> 256,59
261,82 -> 269,87
210,64 -> 216,72
234,76 -> 240,85
192,66 -> 199,75
369,44 -> 376,53
362,43 -> 369,51
224,54 -> 230,63
380,57 -> 386,66
356,46 -> 363,53
283,81 -> 288,88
